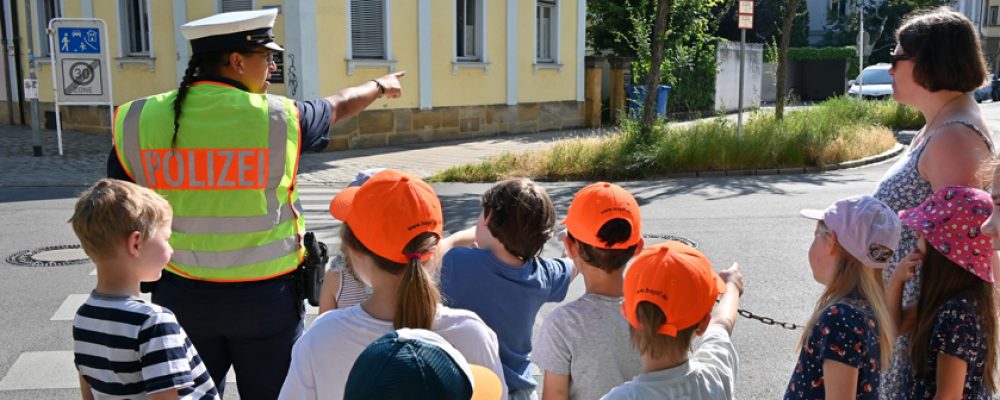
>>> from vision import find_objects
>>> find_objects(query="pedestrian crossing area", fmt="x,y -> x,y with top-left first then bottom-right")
0,186 -> 343,396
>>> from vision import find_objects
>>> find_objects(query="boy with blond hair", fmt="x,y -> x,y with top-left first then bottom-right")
533,182 -> 645,400
70,179 -> 219,400
440,178 -> 576,400
602,241 -> 744,400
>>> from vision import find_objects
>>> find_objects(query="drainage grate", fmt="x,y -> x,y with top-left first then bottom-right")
6,244 -> 92,267
642,233 -> 699,248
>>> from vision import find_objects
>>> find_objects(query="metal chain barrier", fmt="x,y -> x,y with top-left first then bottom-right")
737,307 -> 802,330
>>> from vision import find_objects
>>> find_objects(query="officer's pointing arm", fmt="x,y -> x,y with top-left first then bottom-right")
324,71 -> 405,125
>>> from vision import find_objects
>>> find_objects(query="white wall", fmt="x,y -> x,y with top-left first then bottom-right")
715,42 -> 763,112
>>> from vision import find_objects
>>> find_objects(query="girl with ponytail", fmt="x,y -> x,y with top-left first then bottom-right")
278,169 -> 506,400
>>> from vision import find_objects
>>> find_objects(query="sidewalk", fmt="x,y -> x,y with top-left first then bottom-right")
0,107 -> 796,188
0,123 -> 617,187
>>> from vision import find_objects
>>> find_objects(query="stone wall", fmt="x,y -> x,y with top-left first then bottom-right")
327,101 -> 586,150
0,100 -> 586,151
0,101 -> 112,133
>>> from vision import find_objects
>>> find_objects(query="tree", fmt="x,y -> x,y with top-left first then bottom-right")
775,0 -> 800,120
641,0 -> 673,134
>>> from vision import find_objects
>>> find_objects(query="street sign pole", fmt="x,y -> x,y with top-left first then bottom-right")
23,0 -> 41,157
738,29 -> 745,141
858,0 -> 864,100
737,0 -> 754,141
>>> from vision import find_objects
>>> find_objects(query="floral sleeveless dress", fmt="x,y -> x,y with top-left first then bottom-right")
872,120 -> 994,399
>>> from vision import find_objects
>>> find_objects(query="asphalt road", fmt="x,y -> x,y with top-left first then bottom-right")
0,101 -> 997,399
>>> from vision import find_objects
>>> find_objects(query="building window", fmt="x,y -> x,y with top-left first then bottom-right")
121,0 -> 150,56
536,0 -> 557,63
456,0 -> 483,61
220,0 -> 254,12
36,0 -> 61,56
991,6 -> 998,26
350,0 -> 387,59
829,0 -> 847,17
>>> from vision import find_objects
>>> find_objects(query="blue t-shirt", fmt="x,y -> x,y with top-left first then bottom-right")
784,295 -> 882,399
439,247 -> 574,392
904,295 -> 988,400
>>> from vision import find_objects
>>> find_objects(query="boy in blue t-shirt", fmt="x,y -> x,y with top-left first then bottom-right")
440,178 -> 576,400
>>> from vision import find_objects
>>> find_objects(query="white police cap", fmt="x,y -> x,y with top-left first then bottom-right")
181,9 -> 283,54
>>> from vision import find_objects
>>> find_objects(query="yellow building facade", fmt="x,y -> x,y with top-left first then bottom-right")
0,0 -> 585,149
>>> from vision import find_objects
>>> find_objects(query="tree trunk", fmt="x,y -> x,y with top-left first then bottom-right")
640,0 -> 672,135
775,0 -> 799,121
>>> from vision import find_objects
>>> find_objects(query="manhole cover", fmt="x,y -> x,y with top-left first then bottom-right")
6,244 -> 92,267
642,233 -> 698,248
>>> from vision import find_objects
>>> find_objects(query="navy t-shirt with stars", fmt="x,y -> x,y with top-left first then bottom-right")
904,294 -> 988,400
784,295 -> 882,399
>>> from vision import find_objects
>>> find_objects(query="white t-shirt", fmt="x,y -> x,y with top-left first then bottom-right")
278,304 -> 507,400
601,326 -> 739,400
533,293 -> 642,400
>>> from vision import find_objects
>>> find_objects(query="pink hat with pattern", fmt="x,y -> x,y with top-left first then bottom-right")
899,186 -> 995,283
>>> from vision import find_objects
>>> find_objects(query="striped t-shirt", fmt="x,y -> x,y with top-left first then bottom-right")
73,291 -> 219,400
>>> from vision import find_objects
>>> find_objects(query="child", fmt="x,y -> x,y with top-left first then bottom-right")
439,178 -> 576,399
69,179 -> 219,400
279,169 -> 506,399
318,168 -> 384,314
602,241 -> 743,399
892,186 -> 997,399
787,195 -> 899,399
344,329 -> 504,400
533,182 -> 644,400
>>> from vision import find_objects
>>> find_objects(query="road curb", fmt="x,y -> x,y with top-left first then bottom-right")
664,143 -> 905,180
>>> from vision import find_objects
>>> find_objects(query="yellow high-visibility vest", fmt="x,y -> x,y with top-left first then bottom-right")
114,82 -> 305,282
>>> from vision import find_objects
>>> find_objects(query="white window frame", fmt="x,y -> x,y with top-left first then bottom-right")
345,0 -> 395,75
118,0 -> 152,57
216,0 -> 256,13
33,0 -> 62,58
452,0 -> 488,74
990,5 -> 999,26
534,0 -> 561,72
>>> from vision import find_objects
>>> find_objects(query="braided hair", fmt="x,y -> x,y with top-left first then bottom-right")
171,55 -> 201,146
171,52 -> 231,146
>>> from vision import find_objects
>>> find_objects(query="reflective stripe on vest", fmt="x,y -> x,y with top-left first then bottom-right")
114,86 -> 304,281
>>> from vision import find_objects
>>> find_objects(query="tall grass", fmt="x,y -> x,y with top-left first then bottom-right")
432,97 -> 915,182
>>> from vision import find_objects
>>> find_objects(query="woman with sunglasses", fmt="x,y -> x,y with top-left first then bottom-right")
873,7 -> 995,399
103,9 -> 406,400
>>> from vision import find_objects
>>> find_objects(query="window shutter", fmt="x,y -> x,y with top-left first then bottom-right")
351,0 -> 386,59
221,0 -> 253,12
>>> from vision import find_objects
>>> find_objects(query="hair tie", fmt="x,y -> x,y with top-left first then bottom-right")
404,252 -> 430,262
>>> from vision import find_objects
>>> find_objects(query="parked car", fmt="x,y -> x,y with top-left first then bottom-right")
973,74 -> 997,103
847,64 -> 893,99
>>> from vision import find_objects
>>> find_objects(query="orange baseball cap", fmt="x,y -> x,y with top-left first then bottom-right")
622,241 -> 726,336
562,182 -> 642,249
328,169 -> 444,264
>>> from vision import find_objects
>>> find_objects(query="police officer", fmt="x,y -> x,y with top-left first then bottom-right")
105,9 -> 403,399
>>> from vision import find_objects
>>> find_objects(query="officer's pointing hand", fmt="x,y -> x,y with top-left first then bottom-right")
376,71 -> 406,99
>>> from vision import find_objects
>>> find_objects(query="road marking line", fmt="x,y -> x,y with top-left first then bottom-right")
0,351 -> 237,391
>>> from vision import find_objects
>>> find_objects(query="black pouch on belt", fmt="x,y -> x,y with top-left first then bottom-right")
299,232 -> 328,307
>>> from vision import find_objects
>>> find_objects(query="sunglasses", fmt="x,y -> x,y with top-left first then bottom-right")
889,52 -> 912,67
249,50 -> 275,64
